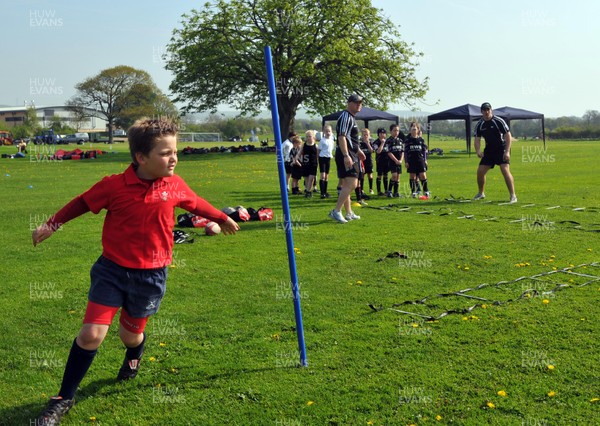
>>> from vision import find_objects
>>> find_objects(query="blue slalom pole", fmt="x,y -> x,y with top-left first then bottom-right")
263,45 -> 308,367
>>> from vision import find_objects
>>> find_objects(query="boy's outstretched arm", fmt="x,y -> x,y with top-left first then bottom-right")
32,196 -> 90,246
219,216 -> 240,235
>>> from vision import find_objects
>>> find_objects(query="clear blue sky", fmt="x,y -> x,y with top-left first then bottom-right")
2,0 -> 598,118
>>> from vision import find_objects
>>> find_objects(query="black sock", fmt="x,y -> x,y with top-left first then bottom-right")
323,180 -> 328,194
359,177 -> 364,193
319,179 -> 325,194
368,177 -> 373,191
125,332 -> 146,361
421,179 -> 428,192
394,181 -> 399,194
383,176 -> 389,192
409,179 -> 415,193
58,338 -> 98,400
355,187 -> 361,201
376,178 -> 381,193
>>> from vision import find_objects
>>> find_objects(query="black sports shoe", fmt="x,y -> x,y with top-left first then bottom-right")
117,357 -> 141,381
36,396 -> 74,426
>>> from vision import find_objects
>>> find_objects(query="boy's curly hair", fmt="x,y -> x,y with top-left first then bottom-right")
128,117 -> 179,165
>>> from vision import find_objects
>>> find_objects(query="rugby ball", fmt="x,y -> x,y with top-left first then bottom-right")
205,221 -> 221,236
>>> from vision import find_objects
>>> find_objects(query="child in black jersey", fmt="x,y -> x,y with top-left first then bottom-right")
404,122 -> 430,198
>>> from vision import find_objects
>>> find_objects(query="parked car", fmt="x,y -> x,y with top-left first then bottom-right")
61,132 -> 90,144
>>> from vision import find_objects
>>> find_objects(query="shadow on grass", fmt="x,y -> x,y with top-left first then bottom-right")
0,368 -> 286,424
0,378 -> 116,425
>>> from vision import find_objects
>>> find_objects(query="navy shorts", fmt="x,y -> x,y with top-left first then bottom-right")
89,256 -> 167,318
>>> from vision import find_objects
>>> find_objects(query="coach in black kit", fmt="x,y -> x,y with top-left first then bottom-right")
473,102 -> 517,203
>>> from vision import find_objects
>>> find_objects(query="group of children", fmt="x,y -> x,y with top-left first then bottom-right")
283,121 -> 431,203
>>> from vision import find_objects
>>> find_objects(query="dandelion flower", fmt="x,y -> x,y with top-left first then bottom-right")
497,390 -> 507,397
590,398 -> 600,403
149,356 -> 156,362
90,416 -> 97,422
547,391 -> 556,397
367,421 -> 375,425
356,280 -> 363,285
464,266 -> 470,271
436,415 -> 442,421
486,401 -> 496,409
547,365 -> 555,370
543,299 -> 550,304
307,401 -> 314,406
159,342 -> 166,347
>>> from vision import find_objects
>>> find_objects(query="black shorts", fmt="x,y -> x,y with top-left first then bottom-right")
284,162 -> 292,174
376,157 -> 388,175
363,157 -> 374,174
319,157 -> 331,174
407,160 -> 426,174
480,150 -> 508,168
335,152 -> 359,179
302,164 -> 318,177
388,161 -> 402,175
291,166 -> 303,180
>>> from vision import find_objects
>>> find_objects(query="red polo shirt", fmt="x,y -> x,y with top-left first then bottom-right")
71,164 -> 228,269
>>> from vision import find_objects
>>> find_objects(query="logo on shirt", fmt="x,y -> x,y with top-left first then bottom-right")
160,191 -> 169,201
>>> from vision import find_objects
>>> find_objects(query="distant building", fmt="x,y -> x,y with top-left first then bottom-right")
0,105 -> 108,132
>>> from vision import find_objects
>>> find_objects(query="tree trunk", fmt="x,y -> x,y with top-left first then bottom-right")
277,95 -> 300,142
107,120 -> 114,144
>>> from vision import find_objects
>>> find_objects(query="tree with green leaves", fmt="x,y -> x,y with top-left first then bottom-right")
165,0 -> 428,139
68,66 -> 178,144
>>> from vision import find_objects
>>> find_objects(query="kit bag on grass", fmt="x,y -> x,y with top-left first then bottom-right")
177,212 -> 210,228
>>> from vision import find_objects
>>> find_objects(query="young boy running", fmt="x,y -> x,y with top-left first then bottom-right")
32,117 -> 239,425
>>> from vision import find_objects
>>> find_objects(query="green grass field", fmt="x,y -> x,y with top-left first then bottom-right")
1,138 -> 598,425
